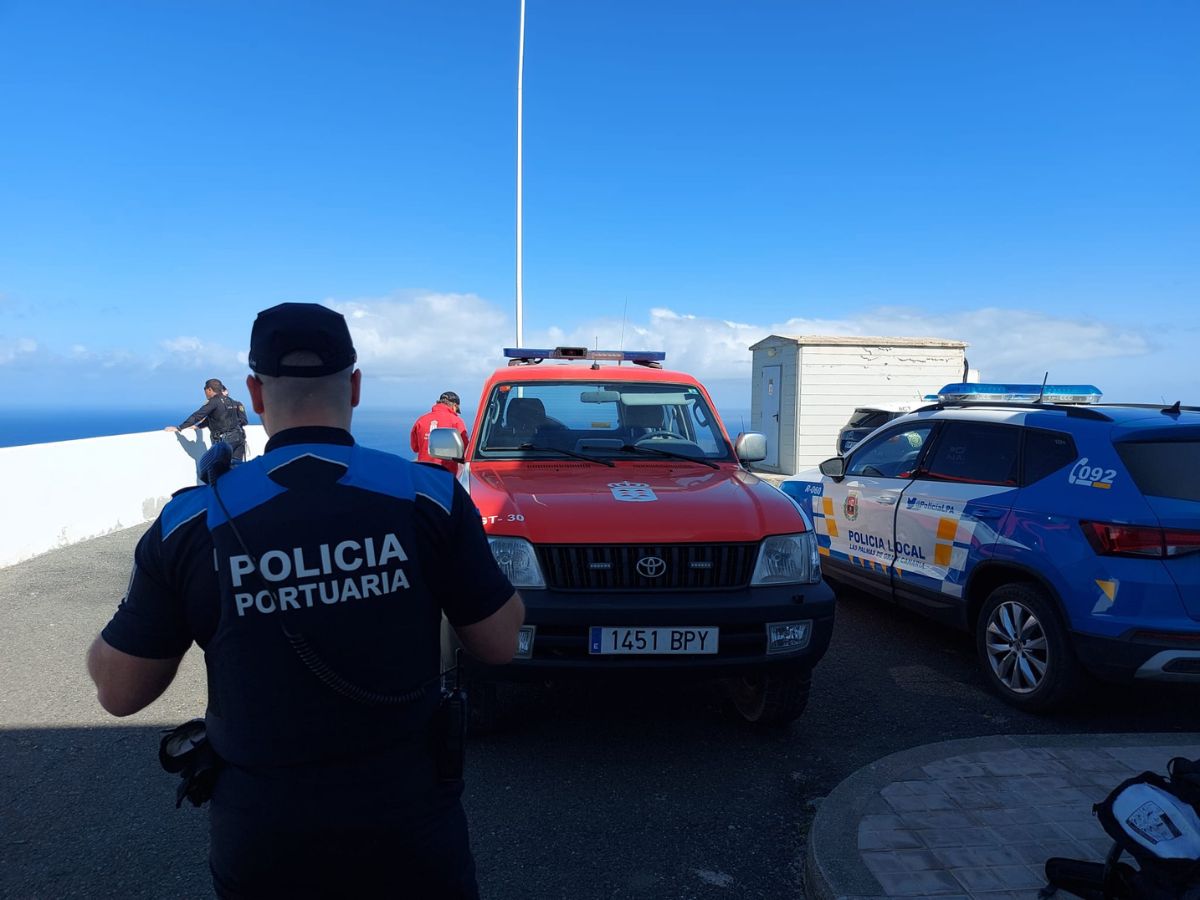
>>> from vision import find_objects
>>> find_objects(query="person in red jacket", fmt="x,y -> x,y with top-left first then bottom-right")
411,391 -> 469,473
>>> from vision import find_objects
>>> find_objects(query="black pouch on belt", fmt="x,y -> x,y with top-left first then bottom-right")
432,687 -> 468,783
160,718 -> 222,808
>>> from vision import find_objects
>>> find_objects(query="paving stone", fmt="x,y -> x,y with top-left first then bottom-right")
858,828 -> 925,851
1044,786 -> 1099,806
906,780 -> 954,798
971,808 -> 1028,827
872,868 -> 966,896
1005,842 -> 1057,866
860,813 -> 908,831
886,793 -> 959,813
903,811 -> 976,830
862,851 -> 910,875
916,826 -> 1001,849
931,845 -> 1026,869
1054,818 -> 1108,842
989,822 -> 1073,844
1036,803 -> 1096,824
893,849 -> 945,872
922,760 -> 987,778
882,781 -> 920,799
948,864 -> 1042,892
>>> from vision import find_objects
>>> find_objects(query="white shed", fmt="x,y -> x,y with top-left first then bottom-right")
748,335 -> 969,475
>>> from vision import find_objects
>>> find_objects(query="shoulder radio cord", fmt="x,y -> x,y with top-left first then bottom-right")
210,479 -> 446,707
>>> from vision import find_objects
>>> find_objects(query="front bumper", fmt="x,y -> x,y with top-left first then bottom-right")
454,579 -> 836,681
1073,630 -> 1200,683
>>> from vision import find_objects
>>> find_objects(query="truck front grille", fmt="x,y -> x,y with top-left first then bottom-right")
537,543 -> 758,591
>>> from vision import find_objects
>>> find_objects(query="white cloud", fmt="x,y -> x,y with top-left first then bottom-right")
154,336 -> 244,372
6,290 -> 1186,405
0,337 -> 38,364
332,291 -> 510,381
524,304 -> 1151,384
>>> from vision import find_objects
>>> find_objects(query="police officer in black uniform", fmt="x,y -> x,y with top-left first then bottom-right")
89,303 -> 525,899
166,378 -> 248,462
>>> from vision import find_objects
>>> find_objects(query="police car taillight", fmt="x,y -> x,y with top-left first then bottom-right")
937,383 -> 1103,404
1082,521 -> 1200,559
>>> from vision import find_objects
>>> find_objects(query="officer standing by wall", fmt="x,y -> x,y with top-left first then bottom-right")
166,378 -> 249,462
88,303 -> 525,898
412,390 -> 470,474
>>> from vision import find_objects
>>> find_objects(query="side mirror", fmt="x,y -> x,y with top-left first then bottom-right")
428,427 -> 466,462
735,432 -> 767,463
819,456 -> 846,479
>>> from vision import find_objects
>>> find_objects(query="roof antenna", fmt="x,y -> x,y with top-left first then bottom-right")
1035,372 -> 1049,404
617,297 -> 628,367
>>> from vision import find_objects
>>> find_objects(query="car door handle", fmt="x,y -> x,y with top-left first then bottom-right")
973,508 -> 1004,519
875,495 -> 897,505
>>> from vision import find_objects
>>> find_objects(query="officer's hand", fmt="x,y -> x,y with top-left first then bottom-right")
164,426 -> 179,433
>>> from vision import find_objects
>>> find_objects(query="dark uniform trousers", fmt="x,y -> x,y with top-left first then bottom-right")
214,429 -> 247,463
208,759 -> 479,899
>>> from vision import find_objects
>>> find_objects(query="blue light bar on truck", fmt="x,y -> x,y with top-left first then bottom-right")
937,383 -> 1103,404
503,347 -> 666,366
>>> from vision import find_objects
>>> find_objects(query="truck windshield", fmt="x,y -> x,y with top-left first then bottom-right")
475,381 -> 734,462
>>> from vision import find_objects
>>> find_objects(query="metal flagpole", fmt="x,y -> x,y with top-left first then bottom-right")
516,0 -> 526,346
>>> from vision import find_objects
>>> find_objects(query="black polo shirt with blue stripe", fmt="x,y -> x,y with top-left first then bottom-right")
102,426 -> 513,771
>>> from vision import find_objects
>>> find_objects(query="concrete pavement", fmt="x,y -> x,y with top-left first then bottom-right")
805,732 -> 1200,899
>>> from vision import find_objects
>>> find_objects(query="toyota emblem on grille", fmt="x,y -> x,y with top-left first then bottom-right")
636,556 -> 667,578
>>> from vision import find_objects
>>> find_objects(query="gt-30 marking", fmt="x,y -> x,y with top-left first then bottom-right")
481,513 -> 526,525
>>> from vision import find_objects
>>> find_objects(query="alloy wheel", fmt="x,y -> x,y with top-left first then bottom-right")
984,600 -> 1049,694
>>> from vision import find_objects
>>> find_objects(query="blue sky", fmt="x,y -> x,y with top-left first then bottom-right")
1,0 -> 1197,413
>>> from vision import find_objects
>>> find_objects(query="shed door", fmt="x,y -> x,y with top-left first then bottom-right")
761,365 -> 781,468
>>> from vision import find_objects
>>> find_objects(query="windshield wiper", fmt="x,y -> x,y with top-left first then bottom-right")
518,443 -> 615,467
618,444 -> 719,469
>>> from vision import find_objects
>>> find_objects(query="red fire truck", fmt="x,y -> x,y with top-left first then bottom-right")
427,347 -> 836,728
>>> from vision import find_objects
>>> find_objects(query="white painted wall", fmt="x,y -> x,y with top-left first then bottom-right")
0,427 -> 267,568
795,345 -> 966,469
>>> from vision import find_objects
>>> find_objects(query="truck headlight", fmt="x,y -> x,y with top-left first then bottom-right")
751,533 -> 821,585
487,536 -> 546,589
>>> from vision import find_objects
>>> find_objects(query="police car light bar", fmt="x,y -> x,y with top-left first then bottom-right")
936,383 -> 1103,404
503,347 -> 666,367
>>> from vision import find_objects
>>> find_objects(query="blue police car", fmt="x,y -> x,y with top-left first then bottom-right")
781,383 -> 1200,711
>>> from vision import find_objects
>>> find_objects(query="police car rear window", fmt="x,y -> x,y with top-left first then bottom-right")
1115,441 -> 1200,502
848,409 -> 894,429
1022,429 -> 1078,485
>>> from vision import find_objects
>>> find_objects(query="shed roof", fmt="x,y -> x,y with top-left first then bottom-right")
749,334 -> 968,351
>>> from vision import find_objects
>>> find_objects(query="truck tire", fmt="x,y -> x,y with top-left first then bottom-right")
976,582 -> 1084,711
730,669 -> 811,725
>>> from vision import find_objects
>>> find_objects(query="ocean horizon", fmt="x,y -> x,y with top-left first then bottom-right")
0,405 -> 755,456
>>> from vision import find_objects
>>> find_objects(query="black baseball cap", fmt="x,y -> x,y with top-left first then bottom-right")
439,391 -> 461,406
248,302 -> 357,377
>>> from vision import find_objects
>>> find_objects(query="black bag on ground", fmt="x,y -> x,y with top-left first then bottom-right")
1043,756 -> 1200,899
